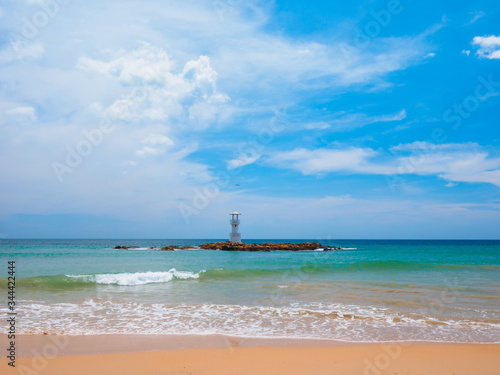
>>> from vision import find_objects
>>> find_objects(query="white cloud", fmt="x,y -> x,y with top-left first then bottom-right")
327,109 -> 406,132
389,141 -> 480,152
291,110 -> 406,133
142,134 -> 174,147
304,121 -> 330,130
135,134 -> 174,157
268,147 -> 383,175
268,142 -> 500,187
462,50 -> 471,56
135,146 -> 163,157
79,44 -> 229,128
389,143 -> 500,187
5,106 -> 37,121
424,52 -> 436,59
466,11 -> 485,26
0,40 -> 44,64
472,35 -> 500,59
227,153 -> 261,170
77,43 -> 173,82
206,17 -> 433,96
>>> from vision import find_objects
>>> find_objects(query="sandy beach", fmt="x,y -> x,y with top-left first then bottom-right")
2,334 -> 499,375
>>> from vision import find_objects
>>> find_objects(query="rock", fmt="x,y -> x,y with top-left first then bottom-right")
115,245 -> 198,251
199,241 -> 340,251
160,245 -> 196,250
114,242 -> 340,252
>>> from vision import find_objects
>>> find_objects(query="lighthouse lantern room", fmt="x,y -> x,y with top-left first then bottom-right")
229,212 -> 241,243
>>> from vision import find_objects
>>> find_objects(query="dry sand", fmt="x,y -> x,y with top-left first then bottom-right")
1,334 -> 499,375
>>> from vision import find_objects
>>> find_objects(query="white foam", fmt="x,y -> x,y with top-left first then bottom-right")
8,300 -> 500,342
67,269 -> 202,286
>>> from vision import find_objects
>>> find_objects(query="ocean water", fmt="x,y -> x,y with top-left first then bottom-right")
1,239 -> 499,342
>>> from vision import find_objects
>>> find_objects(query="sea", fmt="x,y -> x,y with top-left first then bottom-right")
1,239 -> 499,343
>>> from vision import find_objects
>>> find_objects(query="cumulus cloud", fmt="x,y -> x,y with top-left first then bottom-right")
472,35 -> 500,59
77,44 -> 173,82
268,142 -> 500,187
78,44 -> 229,128
135,134 -> 174,157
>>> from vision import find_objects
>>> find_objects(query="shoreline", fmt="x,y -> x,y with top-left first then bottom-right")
1,334 -> 499,375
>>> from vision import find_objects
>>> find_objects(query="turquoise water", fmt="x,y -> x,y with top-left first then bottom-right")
1,239 -> 499,342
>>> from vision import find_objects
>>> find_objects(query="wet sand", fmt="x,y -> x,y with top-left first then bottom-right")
1,334 -> 499,375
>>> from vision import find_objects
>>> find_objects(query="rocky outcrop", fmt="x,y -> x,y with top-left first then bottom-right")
160,246 -> 176,251
199,241 -> 340,251
114,243 -> 339,252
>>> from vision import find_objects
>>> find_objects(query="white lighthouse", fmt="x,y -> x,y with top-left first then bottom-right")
229,212 -> 241,243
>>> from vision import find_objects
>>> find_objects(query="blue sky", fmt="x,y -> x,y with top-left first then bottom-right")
0,0 -> 499,239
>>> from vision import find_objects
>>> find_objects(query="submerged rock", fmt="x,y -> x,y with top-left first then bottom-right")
115,245 -> 197,251
161,245 -> 197,251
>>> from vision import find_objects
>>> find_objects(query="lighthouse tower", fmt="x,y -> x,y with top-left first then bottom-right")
229,212 -> 241,243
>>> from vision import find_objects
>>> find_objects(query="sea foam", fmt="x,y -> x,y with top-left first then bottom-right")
7,300 -> 500,342
67,269 -> 202,286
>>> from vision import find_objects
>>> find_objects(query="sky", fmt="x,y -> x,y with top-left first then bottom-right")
0,0 -> 499,239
